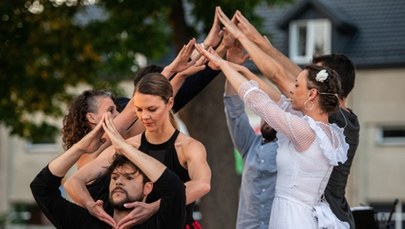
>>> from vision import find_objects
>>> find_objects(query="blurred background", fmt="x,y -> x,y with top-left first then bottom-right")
1,0 -> 405,228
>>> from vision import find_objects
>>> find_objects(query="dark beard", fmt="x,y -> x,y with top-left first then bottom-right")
109,188 -> 142,211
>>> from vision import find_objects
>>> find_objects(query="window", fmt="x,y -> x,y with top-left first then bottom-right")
289,19 -> 332,64
377,126 -> 405,146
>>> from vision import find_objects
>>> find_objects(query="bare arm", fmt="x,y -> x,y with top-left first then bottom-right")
225,39 -> 279,101
64,145 -> 116,208
216,7 -> 294,96
77,97 -> 139,169
181,138 -> 211,204
103,113 -> 167,182
50,116 -> 106,177
235,10 -> 301,79
228,62 -> 280,102
195,43 -> 281,103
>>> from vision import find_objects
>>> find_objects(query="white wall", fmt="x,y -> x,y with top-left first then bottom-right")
348,68 -> 405,206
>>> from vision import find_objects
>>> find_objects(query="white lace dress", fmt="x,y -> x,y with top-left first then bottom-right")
238,81 -> 349,229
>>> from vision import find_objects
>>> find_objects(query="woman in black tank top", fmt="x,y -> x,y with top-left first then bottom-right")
130,73 -> 211,229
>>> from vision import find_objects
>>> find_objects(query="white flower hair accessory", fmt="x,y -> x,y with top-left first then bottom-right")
316,69 -> 329,82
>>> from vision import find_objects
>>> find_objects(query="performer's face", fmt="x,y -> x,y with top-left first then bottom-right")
133,92 -> 173,132
109,164 -> 144,211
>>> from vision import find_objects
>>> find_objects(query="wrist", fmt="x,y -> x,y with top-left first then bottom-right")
84,200 -> 96,210
238,33 -> 248,43
70,144 -> 88,155
161,66 -> 175,78
215,43 -> 227,58
153,200 -> 161,213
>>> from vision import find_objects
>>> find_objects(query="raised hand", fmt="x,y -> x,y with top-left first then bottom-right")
116,201 -> 159,228
203,11 -> 224,48
235,10 -> 265,44
216,6 -> 244,40
227,41 -> 249,65
102,112 -> 127,154
161,38 -> 196,78
195,43 -> 226,71
170,56 -> 207,95
177,55 -> 207,77
85,199 -> 116,228
75,114 -> 106,153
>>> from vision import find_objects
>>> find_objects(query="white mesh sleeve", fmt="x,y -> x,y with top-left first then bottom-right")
238,80 -> 316,152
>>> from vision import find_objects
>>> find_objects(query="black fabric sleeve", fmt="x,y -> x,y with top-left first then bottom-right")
172,66 -> 220,113
152,168 -> 186,229
30,166 -> 105,229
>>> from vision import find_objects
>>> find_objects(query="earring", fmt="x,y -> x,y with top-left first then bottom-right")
304,100 -> 314,111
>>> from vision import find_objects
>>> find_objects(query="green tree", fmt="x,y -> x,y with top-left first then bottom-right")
1,0 -> 289,228
1,0 -> 171,141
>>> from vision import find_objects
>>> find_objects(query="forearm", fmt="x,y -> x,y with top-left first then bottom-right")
224,80 -> 237,96
219,61 -> 250,93
64,149 -> 113,207
236,34 -> 292,95
184,180 -> 211,205
255,37 -> 301,80
77,142 -> 110,169
49,145 -> 84,177
161,66 -> 176,79
113,97 -> 138,139
64,175 -> 97,208
119,144 -> 166,182
170,74 -> 188,97
230,63 -> 280,101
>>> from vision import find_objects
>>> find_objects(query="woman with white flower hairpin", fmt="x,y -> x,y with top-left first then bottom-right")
195,42 -> 349,228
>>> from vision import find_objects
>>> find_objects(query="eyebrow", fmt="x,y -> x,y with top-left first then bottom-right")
112,171 -> 138,176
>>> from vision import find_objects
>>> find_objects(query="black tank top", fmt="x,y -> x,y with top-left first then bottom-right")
139,129 -> 196,225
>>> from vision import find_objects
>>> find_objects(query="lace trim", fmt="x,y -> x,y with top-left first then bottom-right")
305,117 -> 348,166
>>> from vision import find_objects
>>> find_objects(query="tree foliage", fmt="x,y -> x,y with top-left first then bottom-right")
1,0 -> 288,142
1,0 -> 172,141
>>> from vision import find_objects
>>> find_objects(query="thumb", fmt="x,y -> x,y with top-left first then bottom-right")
95,200 -> 104,206
123,201 -> 141,208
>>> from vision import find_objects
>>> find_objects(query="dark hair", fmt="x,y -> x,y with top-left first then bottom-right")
114,96 -> 130,113
62,89 -> 114,150
134,72 -> 178,129
107,154 -> 149,184
133,64 -> 164,87
304,64 -> 341,113
312,54 -> 355,99
135,73 -> 173,104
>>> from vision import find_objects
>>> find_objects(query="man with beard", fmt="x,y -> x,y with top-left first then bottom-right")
30,113 -> 186,229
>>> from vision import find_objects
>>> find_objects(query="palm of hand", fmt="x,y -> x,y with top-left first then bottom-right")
227,47 -> 246,64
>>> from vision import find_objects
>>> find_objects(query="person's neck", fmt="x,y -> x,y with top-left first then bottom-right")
339,97 -> 349,111
145,121 -> 176,144
305,108 -> 329,124
113,210 -> 129,227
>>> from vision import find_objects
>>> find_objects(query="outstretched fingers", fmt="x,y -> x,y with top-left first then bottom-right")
102,112 -> 126,153
204,12 -> 224,48
88,200 -> 117,228
216,6 -> 242,39
195,44 -> 224,70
